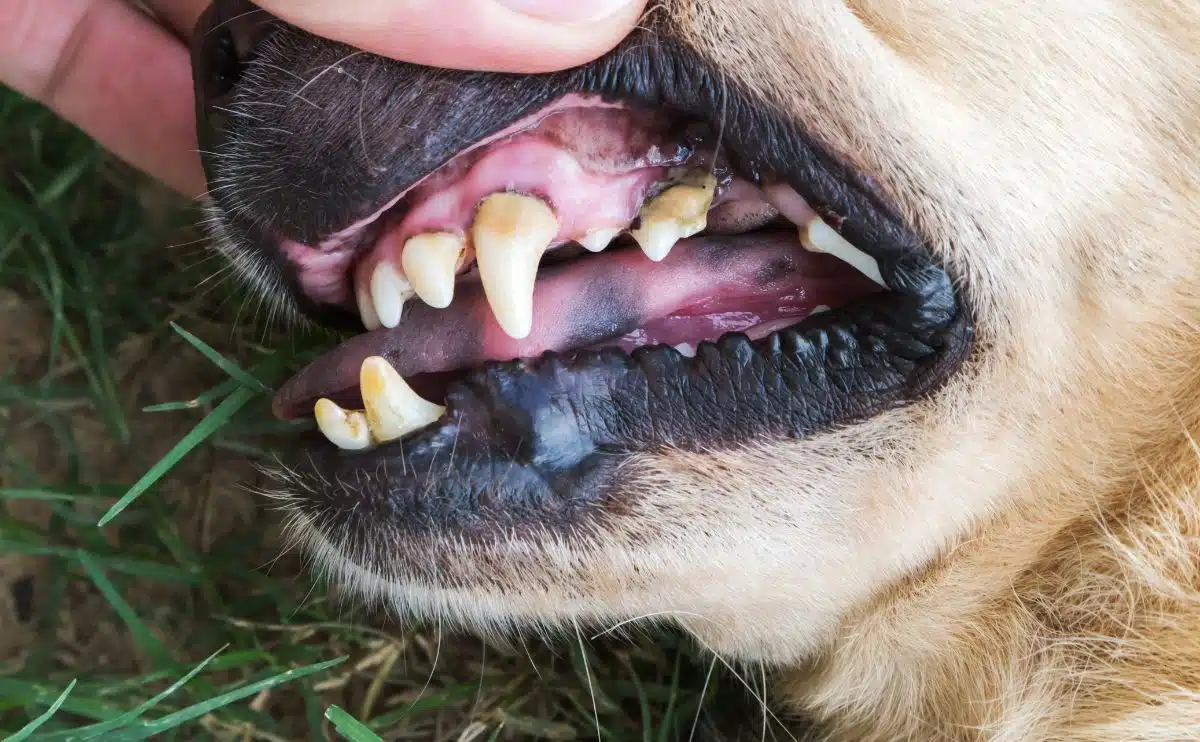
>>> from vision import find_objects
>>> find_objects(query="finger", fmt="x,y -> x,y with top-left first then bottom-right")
140,0 -> 210,39
254,0 -> 647,74
1,0 -> 205,197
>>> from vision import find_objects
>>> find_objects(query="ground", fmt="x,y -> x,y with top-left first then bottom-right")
0,88 -> 781,740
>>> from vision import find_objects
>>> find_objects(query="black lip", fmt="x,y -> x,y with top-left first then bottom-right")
192,2 -> 974,539
297,306 -> 970,538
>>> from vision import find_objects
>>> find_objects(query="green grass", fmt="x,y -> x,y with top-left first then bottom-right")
0,87 -> 784,740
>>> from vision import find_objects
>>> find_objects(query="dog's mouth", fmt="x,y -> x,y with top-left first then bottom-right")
193,3 -> 972,530
274,97 -> 892,431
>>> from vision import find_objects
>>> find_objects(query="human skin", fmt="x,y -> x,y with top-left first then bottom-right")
0,0 -> 645,198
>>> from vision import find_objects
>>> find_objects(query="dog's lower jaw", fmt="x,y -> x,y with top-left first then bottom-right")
280,407 -> 972,668
291,501 -> 854,664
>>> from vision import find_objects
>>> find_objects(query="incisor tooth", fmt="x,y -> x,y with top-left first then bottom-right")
359,356 -> 445,443
472,192 -> 559,340
370,261 -> 414,329
630,174 -> 717,262
401,232 -> 467,309
580,227 -> 621,253
314,399 -> 372,451
800,217 -> 887,288
357,284 -> 381,331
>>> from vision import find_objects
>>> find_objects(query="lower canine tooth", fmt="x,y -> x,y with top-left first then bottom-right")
360,356 -> 445,443
580,227 -> 621,253
674,342 -> 697,358
800,217 -> 887,288
472,193 -> 560,340
631,174 -> 717,262
370,261 -> 414,329
401,232 -> 467,309
314,399 -> 373,451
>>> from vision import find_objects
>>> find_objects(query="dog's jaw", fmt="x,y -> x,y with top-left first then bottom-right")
195,0 -> 1200,738
193,0 -> 973,587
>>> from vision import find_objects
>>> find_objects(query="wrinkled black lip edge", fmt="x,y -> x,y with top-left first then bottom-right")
191,3 -> 976,538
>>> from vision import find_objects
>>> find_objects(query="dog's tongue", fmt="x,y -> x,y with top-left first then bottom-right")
272,233 -> 878,419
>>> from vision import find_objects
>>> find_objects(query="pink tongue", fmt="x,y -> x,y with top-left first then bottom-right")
273,233 -> 879,419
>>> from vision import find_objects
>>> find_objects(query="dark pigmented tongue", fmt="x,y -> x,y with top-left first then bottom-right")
272,233 -> 880,420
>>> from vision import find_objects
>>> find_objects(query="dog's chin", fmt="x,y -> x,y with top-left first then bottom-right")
192,2 -> 973,576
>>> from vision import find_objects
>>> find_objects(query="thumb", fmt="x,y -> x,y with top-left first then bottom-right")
253,0 -> 648,74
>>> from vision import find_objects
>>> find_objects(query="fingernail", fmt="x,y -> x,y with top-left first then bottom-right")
495,0 -> 635,24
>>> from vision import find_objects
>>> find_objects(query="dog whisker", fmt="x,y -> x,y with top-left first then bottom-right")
590,610 -> 712,640
689,636 -> 799,742
573,619 -> 603,742
689,655 -> 719,742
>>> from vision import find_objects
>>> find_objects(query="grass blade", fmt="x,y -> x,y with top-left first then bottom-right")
325,706 -> 384,742
5,680 -> 76,742
29,647 -> 228,742
0,541 -> 198,584
0,486 -> 120,503
97,385 -> 255,527
141,378 -> 240,413
118,657 -> 346,740
35,151 -> 98,207
74,550 -> 173,668
0,679 -> 122,725
168,322 -> 270,393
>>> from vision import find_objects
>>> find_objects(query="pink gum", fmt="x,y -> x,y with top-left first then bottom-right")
354,139 -> 670,296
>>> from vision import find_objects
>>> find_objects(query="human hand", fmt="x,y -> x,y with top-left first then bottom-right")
0,0 -> 646,199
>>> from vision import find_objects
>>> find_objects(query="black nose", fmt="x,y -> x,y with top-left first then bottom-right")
191,1 -> 280,134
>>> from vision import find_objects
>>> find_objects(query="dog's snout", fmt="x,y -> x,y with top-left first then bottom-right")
192,2 -> 280,133
204,27 -> 247,99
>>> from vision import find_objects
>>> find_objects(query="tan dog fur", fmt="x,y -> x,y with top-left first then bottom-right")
267,1 -> 1200,738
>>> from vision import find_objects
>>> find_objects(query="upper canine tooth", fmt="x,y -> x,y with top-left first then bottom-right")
359,356 -> 445,443
580,227 -> 621,253
370,261 -> 414,329
631,174 -> 717,262
472,192 -> 559,340
356,284 -> 381,331
763,182 -> 817,226
314,398 -> 373,451
800,217 -> 887,288
401,232 -> 467,309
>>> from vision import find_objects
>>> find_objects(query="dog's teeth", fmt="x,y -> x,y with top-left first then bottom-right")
356,284 -> 381,331
630,174 -> 717,262
472,192 -> 559,340
811,304 -> 831,315
313,399 -> 373,451
800,217 -> 887,289
359,356 -> 445,443
763,182 -> 817,225
401,232 -> 467,309
631,220 -> 681,262
579,227 -> 621,253
674,342 -> 697,358
370,261 -> 414,329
